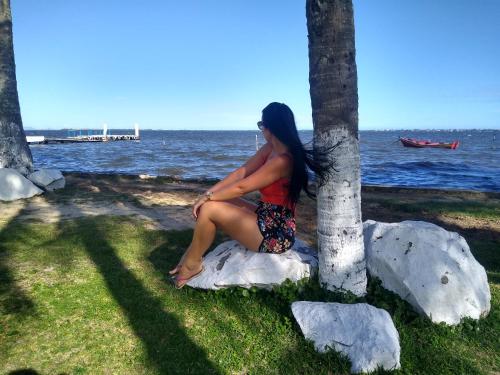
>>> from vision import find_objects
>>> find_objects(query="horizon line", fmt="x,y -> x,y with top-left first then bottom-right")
24,127 -> 499,132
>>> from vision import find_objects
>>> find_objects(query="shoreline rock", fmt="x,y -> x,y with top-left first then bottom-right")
0,168 -> 43,201
28,169 -> 65,191
364,220 -> 491,325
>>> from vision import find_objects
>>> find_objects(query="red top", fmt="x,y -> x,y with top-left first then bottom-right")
259,177 -> 294,209
258,152 -> 295,210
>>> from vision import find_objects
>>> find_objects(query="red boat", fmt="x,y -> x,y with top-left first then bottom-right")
399,137 -> 459,149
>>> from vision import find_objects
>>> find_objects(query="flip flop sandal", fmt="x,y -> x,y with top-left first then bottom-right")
168,264 -> 182,276
172,266 -> 205,289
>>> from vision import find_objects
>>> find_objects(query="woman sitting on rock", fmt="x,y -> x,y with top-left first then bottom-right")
170,102 -> 329,288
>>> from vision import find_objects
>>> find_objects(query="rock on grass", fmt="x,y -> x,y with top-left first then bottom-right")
364,220 -> 491,325
292,301 -> 401,374
186,239 -> 318,290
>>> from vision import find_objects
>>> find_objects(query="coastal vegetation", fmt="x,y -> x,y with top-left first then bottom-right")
1,175 -> 498,374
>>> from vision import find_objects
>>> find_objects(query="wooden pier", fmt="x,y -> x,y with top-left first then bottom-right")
27,124 -> 140,144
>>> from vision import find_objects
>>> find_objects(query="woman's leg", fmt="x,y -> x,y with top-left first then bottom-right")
226,197 -> 258,213
174,201 -> 264,284
169,198 -> 258,275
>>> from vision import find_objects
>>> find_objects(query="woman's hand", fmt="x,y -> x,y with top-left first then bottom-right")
192,195 -> 209,220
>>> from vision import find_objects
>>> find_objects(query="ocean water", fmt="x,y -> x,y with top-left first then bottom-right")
26,129 -> 500,192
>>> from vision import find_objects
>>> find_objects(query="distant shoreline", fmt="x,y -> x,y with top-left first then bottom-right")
25,128 -> 500,132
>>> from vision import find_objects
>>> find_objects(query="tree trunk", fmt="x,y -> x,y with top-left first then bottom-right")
0,0 -> 33,175
306,0 -> 366,296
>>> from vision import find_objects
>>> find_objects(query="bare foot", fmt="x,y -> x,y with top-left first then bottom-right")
174,263 -> 204,289
169,249 -> 190,275
168,264 -> 182,275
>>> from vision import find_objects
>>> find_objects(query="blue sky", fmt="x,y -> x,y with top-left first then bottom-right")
11,1 -> 500,130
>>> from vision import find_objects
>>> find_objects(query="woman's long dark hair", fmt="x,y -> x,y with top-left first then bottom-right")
261,102 -> 335,205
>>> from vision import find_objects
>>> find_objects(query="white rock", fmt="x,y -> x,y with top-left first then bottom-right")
364,220 -> 491,325
45,177 -> 66,191
292,301 -> 401,373
0,168 -> 43,201
27,169 -> 64,187
186,239 -> 318,290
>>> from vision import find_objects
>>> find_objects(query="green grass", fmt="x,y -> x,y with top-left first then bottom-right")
1,215 -> 499,374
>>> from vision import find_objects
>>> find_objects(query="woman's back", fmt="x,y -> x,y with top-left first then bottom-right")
258,153 -> 294,210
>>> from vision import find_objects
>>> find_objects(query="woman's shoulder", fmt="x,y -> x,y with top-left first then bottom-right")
268,152 -> 293,178
266,151 -> 292,164
274,152 -> 293,167
257,142 -> 272,159
278,152 -> 294,179
260,142 -> 273,153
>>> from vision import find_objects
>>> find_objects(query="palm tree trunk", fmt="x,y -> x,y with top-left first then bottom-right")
306,0 -> 366,296
0,0 -> 33,175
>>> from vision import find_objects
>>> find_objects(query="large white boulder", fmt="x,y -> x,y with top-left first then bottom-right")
45,176 -> 66,191
28,169 -> 64,190
186,239 -> 318,290
292,301 -> 401,373
0,168 -> 43,201
364,220 -> 491,325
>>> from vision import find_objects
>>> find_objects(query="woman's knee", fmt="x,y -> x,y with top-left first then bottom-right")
198,201 -> 220,219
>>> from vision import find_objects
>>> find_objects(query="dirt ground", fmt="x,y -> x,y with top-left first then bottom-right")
1,173 -> 499,247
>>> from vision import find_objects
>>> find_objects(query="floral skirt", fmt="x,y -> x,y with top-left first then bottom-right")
255,202 -> 296,254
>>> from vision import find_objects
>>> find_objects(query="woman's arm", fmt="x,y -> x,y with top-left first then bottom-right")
206,142 -> 272,193
195,154 -> 291,211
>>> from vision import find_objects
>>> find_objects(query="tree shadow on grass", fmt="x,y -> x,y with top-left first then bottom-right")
148,237 -> 354,374
148,231 -> 259,342
0,207 -> 36,317
7,369 -> 42,375
0,206 -> 40,371
65,215 -> 219,375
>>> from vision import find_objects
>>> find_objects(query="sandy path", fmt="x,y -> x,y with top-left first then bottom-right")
0,196 -> 193,230
0,174 -> 200,231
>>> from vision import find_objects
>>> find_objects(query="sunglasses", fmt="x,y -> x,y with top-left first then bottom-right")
257,121 -> 265,131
